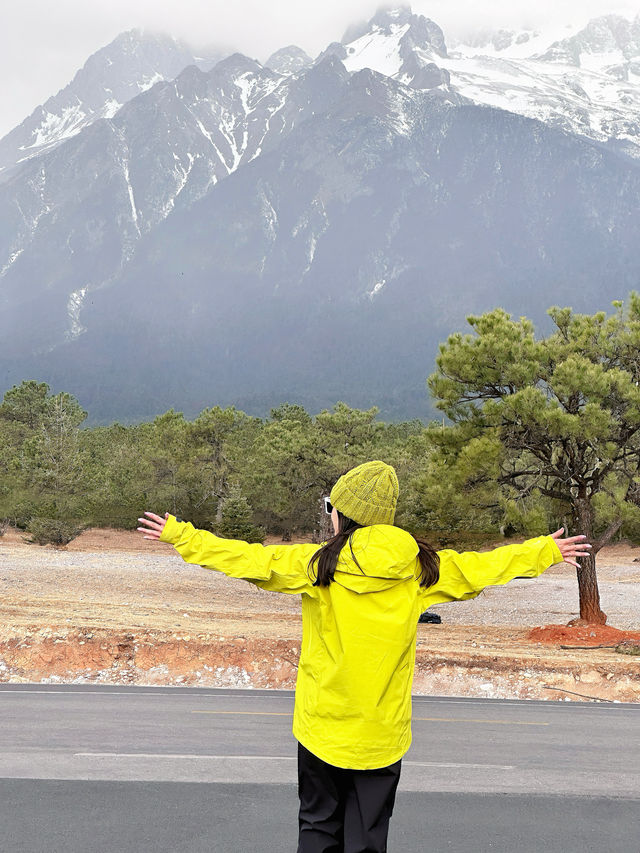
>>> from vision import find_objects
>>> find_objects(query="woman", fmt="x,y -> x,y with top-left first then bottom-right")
138,460 -> 590,853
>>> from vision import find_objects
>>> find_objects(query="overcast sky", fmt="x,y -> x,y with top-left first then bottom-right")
2,0 -> 639,137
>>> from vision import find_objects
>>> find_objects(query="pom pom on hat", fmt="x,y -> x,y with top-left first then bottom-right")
329,461 -> 399,526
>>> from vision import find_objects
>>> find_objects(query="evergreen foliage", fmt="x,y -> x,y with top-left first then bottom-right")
26,518 -> 84,547
0,383 -> 433,544
216,487 -> 266,543
427,295 -> 640,623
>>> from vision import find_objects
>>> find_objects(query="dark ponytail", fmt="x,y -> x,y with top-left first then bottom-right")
309,511 -> 364,587
309,512 -> 440,588
414,537 -> 440,588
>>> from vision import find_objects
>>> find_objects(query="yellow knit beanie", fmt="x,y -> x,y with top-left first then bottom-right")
329,461 -> 399,526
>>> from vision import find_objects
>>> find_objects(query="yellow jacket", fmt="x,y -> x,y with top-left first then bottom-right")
160,516 -> 562,769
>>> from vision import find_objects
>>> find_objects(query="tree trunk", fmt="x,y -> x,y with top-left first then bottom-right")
572,496 -> 607,625
312,498 -> 333,544
575,552 -> 607,624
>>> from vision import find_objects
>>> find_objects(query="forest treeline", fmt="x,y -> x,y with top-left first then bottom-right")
2,297 -> 639,621
0,372 -> 638,550
0,380 -> 469,546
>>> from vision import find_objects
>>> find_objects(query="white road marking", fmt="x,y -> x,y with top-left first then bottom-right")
74,753 -> 296,760
0,689 -> 294,697
406,761 -> 514,770
0,687 -> 195,698
73,753 -> 514,769
189,709 -> 548,726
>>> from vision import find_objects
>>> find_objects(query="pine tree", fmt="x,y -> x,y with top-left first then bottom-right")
216,487 -> 265,543
428,295 -> 640,624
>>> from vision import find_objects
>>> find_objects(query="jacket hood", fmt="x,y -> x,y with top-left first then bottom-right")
333,524 -> 419,593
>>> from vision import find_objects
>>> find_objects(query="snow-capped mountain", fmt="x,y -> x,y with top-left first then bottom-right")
0,30 -> 227,179
339,8 -> 640,158
317,6 -> 449,89
449,24 -> 584,60
0,54 -> 351,350
2,5 -> 640,422
537,14 -> 640,73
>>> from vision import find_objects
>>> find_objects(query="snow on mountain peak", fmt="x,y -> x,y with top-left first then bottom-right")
340,4 -> 412,43
536,14 -> 640,74
368,5 -> 414,30
334,4 -> 448,90
436,10 -> 640,159
5,4 -> 640,187
449,22 -> 583,61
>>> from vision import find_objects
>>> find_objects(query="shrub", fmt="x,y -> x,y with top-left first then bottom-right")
216,489 -> 265,544
26,517 -> 84,547
8,500 -> 47,530
616,642 -> 640,656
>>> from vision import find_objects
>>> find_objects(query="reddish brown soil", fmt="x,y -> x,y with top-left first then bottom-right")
528,624 -> 640,646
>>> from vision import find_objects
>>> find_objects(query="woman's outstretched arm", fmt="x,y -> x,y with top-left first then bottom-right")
419,528 -> 591,608
137,511 -> 319,595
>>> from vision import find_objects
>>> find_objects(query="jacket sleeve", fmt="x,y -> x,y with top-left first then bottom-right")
159,514 -> 319,595
418,535 -> 564,609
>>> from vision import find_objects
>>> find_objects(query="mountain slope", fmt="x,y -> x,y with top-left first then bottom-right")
7,68 -> 640,422
265,46 -> 313,75
0,30 -> 227,179
3,6 -> 640,422
537,14 -> 640,72
0,55 -> 350,357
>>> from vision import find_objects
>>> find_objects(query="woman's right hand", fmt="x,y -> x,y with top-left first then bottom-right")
137,511 -> 169,540
550,528 -> 592,568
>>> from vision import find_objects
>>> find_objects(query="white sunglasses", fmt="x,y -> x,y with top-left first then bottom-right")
323,497 -> 333,515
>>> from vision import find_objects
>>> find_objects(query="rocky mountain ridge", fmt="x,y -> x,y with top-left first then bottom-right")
339,8 -> 640,158
1,5 -> 640,422
0,29 -> 227,180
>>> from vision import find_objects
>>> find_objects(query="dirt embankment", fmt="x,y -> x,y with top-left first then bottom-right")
1,528 -> 639,702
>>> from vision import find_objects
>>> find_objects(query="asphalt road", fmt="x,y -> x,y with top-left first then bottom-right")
1,685 -> 638,852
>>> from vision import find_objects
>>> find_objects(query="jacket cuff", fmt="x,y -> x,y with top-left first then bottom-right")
160,514 -> 186,544
547,537 -> 564,565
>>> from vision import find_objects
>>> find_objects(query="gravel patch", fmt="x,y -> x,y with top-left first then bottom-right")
1,539 -> 638,629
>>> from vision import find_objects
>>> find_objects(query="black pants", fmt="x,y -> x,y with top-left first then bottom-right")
297,742 -> 402,853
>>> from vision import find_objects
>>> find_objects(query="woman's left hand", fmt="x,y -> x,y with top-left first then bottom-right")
137,511 -> 169,540
550,528 -> 592,568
